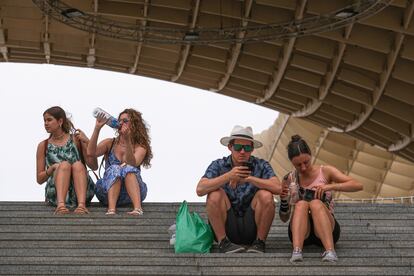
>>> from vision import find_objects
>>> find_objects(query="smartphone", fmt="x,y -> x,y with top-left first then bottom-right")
301,188 -> 326,202
243,161 -> 254,172
303,189 -> 315,201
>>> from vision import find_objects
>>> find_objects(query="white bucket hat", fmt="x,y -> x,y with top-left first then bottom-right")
220,125 -> 263,148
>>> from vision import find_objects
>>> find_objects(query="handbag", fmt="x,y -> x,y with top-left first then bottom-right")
174,201 -> 214,253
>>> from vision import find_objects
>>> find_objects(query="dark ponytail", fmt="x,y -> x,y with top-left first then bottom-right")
287,135 -> 311,160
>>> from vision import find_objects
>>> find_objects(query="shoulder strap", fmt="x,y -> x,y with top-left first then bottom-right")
295,170 -> 300,185
109,138 -> 116,154
98,138 -> 116,179
73,135 -> 86,165
103,138 -> 116,163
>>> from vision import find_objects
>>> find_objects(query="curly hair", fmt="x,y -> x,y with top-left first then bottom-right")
118,108 -> 153,168
43,106 -> 74,134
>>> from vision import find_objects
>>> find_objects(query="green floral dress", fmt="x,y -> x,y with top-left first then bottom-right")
45,136 -> 95,207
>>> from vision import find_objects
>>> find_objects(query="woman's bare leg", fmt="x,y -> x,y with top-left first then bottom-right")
291,200 -> 311,250
71,161 -> 88,213
107,179 -> 121,213
53,161 -> 71,213
309,200 -> 335,251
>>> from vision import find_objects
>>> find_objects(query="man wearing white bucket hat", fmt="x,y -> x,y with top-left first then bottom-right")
196,125 -> 281,253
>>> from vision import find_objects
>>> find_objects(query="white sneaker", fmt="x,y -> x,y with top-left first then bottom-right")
322,250 -> 338,262
290,247 -> 303,263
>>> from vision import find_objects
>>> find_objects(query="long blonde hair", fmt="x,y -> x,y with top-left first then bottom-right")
118,108 -> 153,168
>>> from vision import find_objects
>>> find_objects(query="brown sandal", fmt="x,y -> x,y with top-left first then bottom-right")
54,205 -> 70,215
74,205 -> 89,214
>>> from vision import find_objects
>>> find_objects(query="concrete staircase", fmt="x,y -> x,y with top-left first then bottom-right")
0,201 -> 413,275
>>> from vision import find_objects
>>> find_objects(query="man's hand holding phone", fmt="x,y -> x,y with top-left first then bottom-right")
242,161 -> 254,174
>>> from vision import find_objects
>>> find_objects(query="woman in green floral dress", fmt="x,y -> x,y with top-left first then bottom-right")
36,106 -> 97,214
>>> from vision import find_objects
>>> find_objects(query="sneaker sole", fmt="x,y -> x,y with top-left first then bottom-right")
246,248 -> 264,253
290,258 -> 304,263
322,258 -> 338,263
224,247 -> 245,254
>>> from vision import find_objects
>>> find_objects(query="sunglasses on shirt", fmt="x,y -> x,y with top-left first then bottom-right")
232,144 -> 253,152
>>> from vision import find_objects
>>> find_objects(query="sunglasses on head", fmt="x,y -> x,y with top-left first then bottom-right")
118,118 -> 129,123
232,144 -> 253,152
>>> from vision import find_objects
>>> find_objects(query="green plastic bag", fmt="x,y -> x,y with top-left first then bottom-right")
174,201 -> 214,253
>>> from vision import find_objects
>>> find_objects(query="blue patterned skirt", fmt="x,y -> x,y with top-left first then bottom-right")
95,164 -> 147,206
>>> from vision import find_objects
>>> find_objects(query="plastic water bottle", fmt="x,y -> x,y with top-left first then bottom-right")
289,181 -> 299,205
280,182 -> 289,202
168,223 -> 176,235
168,224 -> 176,246
92,107 -> 119,129
169,234 -> 176,246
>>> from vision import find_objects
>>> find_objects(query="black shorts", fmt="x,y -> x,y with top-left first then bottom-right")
212,206 -> 257,245
288,214 -> 341,247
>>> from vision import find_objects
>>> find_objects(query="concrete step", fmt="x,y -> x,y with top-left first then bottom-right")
1,211 -> 414,220
0,262 -> 412,275
1,248 -> 413,258
1,218 -> 414,227
0,232 -> 413,241
1,240 -> 414,250
1,255 -> 413,266
0,201 -> 413,212
1,225 -> 412,234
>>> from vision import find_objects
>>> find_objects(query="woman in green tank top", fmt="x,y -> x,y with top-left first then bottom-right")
36,106 -> 98,214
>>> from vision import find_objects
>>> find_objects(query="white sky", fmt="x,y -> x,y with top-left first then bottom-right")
0,63 -> 278,203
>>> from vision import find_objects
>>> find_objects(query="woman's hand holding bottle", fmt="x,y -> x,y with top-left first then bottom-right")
92,108 -> 119,129
94,113 -> 108,130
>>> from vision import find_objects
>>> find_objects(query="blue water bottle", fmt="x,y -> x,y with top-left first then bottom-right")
92,107 -> 120,129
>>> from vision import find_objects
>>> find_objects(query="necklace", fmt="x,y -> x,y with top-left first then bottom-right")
51,132 -> 66,140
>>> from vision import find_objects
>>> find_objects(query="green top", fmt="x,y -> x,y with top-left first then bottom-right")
44,136 -> 95,207
45,136 -> 81,167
